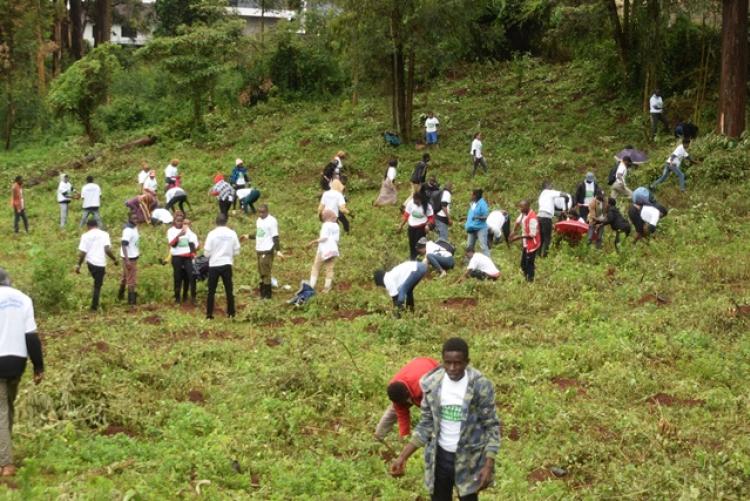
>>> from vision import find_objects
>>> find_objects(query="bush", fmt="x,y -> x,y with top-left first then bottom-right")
30,250 -> 73,313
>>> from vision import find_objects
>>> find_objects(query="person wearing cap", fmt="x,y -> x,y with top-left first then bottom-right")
164,159 -> 179,189
138,162 -> 150,187
574,172 -> 602,222
10,176 -> 28,234
56,174 -> 75,228
462,247 -> 500,281
143,170 -> 158,194
75,219 -> 118,311
307,209 -> 340,293
209,173 -> 236,219
373,260 -> 428,314
0,268 -> 44,477
415,237 -> 455,278
229,159 -> 249,210
611,156 -> 633,199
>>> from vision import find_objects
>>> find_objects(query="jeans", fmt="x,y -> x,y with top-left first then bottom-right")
650,112 -> 669,138
0,378 -> 20,466
206,265 -> 235,318
408,225 -> 427,260
472,157 -> 488,177
432,446 -> 479,501
435,218 -> 450,241
87,263 -> 106,310
80,207 -> 104,229
587,225 -> 605,249
521,248 -> 536,282
394,262 -> 427,309
538,216 -> 553,257
12,210 -> 28,233
466,228 -> 490,257
651,162 -> 686,192
171,256 -> 195,302
426,253 -> 455,273
59,202 -> 70,228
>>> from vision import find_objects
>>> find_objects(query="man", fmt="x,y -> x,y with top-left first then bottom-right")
167,213 -> 199,304
118,216 -> 140,305
602,197 -> 631,251
56,174 -> 74,228
416,237 -> 455,278
425,112 -> 440,146
629,201 -> 667,244
465,189 -> 490,257
165,185 -> 190,215
318,185 -> 350,234
411,154 -> 430,195
76,219 -> 118,311
587,192 -> 607,249
632,186 -> 669,214
470,132 -> 487,177
649,89 -> 669,140
536,182 -> 563,258
573,172 -> 602,222
390,338 -> 501,501
248,204 -> 281,300
432,182 -> 452,241
650,138 -> 693,193
209,174 -> 235,219
229,159 -> 249,210
10,176 -> 28,234
79,175 -> 104,228
486,209 -> 510,248
204,214 -> 240,319
462,248 -> 500,281
510,200 -> 540,282
373,260 -> 428,314
137,162 -> 150,186
164,159 -> 179,188
0,268 -> 44,477
375,356 -> 440,440
610,156 -> 633,199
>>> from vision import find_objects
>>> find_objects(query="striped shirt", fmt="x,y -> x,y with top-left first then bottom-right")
211,180 -> 235,202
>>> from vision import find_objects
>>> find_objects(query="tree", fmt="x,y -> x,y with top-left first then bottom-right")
69,0 -> 84,59
718,0 -> 748,138
47,43 -> 121,142
93,0 -> 112,46
154,0 -> 228,36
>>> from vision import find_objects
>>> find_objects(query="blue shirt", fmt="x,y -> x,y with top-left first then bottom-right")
465,198 -> 489,232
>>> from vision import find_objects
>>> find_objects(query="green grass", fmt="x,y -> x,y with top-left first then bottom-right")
0,59 -> 749,499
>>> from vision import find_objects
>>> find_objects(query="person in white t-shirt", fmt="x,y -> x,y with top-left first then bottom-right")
650,138 -> 694,193
416,237 -> 454,277
318,188 -> 350,228
75,219 -> 118,311
165,186 -> 190,214
462,247 -> 500,281
117,216 -> 140,305
307,210 -> 340,292
167,213 -> 199,304
649,89 -> 669,140
203,214 -> 240,319
374,159 -> 399,207
143,170 -> 158,194
56,173 -> 75,228
0,268 -> 45,477
164,159 -> 179,188
486,209 -> 510,248
137,162 -> 150,186
242,204 -> 282,300
373,260 -> 428,314
79,175 -> 104,229
610,156 -> 633,199
433,182 -> 453,241
425,112 -> 440,146
470,132 -> 488,177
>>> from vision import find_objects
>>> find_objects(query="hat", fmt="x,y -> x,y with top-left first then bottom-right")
235,158 -> 243,166
213,173 -> 224,183
416,237 -> 428,246
585,172 -> 595,182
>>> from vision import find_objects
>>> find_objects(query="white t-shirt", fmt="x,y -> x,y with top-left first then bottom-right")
320,190 -> 346,217
120,226 -> 140,259
138,170 -> 149,185
649,95 -> 663,114
0,286 -> 37,357
437,191 -> 451,218
467,253 -> 500,277
57,181 -> 72,203
668,144 -> 689,167
405,200 -> 433,226
538,189 -> 562,218
386,166 -> 397,181
78,228 -> 111,267
255,215 -> 279,252
425,241 -> 451,257
383,261 -> 419,297
151,208 -> 173,224
425,117 -> 439,133
470,138 -> 483,159
143,177 -> 158,193
80,183 -> 101,208
167,226 -> 199,256
641,205 -> 661,226
438,372 -> 469,452
164,164 -> 178,179
615,161 -> 628,182
486,210 -> 506,238
583,181 -> 596,205
165,187 -> 186,203
553,193 -> 572,213
236,188 -> 254,200
203,226 -> 240,267
317,221 -> 340,260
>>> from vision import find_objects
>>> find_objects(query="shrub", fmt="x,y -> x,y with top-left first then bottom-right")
30,250 -> 73,313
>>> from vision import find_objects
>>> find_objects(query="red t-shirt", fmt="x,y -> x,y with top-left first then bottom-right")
390,357 -> 440,436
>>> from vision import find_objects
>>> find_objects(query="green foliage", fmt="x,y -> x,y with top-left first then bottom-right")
153,0 -> 229,36
30,249 -> 73,313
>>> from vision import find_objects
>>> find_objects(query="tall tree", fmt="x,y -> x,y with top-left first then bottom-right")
94,0 -> 113,46
718,0 -> 748,137
69,0 -> 84,59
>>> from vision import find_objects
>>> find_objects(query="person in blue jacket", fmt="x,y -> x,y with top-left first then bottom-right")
465,188 -> 490,257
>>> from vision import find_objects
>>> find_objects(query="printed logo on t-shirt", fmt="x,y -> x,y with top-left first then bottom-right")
441,405 -> 464,422
256,227 -> 266,238
412,209 -> 424,218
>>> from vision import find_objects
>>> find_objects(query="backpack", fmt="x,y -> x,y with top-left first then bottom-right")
410,162 -> 426,184
192,256 -> 210,281
435,239 -> 455,255
607,163 -> 618,185
430,189 -> 444,214
287,281 -> 316,307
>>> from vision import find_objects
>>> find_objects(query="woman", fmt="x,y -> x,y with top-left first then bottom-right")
125,192 -> 158,225
374,159 -> 398,207
229,159 -> 249,209
167,213 -> 199,304
57,173 -> 75,228
308,209 -> 340,293
465,189 -> 490,256
398,191 -> 434,260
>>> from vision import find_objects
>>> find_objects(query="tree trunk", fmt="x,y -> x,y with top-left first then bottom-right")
94,0 -> 111,46
3,80 -> 15,151
34,0 -> 47,95
389,6 -> 408,142
390,53 -> 397,130
605,0 -> 628,68
718,0 -> 748,137
81,112 -> 96,143
405,47 -> 415,142
52,3 -> 63,77
69,0 -> 84,59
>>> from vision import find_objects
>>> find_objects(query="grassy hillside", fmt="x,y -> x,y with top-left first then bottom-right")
1,59 -> 749,499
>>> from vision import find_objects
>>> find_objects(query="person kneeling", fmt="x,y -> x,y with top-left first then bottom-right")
462,248 -> 500,281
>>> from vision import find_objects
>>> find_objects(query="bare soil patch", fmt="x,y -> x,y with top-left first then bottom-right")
337,281 -> 352,291
265,337 -> 283,347
101,424 -> 137,437
508,427 -> 520,441
442,297 -> 477,308
187,389 -> 206,404
364,323 -> 379,333
636,294 -> 670,306
335,309 -> 368,320
646,393 -> 704,407
527,468 -> 556,483
290,317 -> 306,325
94,341 -> 109,353
551,377 -> 587,395
142,315 -> 162,325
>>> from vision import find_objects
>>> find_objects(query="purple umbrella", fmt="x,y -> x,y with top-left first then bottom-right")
614,148 -> 648,164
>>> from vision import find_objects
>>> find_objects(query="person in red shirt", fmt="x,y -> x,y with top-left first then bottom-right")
10,176 -> 28,234
374,357 -> 440,440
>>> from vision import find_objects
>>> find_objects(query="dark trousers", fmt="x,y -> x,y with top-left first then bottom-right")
12,210 -> 28,233
538,217 -> 553,257
432,446 -> 479,501
650,112 -> 669,138
87,263 -> 106,310
521,248 -> 536,282
206,265 -> 235,318
407,225 -> 427,260
166,195 -> 188,214
578,206 -> 589,222
218,200 -> 232,218
171,256 -> 196,302
338,213 -> 350,233
472,157 -> 488,177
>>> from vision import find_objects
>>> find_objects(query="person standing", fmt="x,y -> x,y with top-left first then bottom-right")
0,268 -> 44,477
138,162 -> 150,187
373,260 -> 428,314
390,337 -> 501,501
649,89 -> 669,140
465,189 -> 490,257
167,213 -> 199,304
399,192 -> 434,260
10,177 -> 28,234
510,200 -> 540,282
374,356 -> 440,440
374,159 -> 399,207
79,175 -> 104,228
411,154 -> 430,194
573,172 -> 601,222
319,185 -> 350,234
333,151 -> 347,177
308,209 -> 340,293
209,174 -> 236,219
425,112 -> 440,146
250,204 -> 281,300
536,182 -> 562,258
143,170 -> 158,195
56,174 -> 75,228
432,182 -> 453,241
75,219 -> 118,311
416,237 -> 455,278
203,214 -> 240,319
610,156 -> 633,199
118,216 -> 140,305
470,132 -> 488,177
587,192 -> 607,249
164,159 -> 179,188
650,138 -> 693,193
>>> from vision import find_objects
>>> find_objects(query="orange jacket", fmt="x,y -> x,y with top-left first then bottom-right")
390,357 -> 440,437
10,183 -> 23,211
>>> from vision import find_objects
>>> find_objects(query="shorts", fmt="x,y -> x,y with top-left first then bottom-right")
426,131 -> 438,144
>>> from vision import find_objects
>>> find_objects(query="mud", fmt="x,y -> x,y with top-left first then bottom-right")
646,393 -> 704,407
142,315 -> 162,325
527,468 -> 556,483
442,297 -> 477,308
636,294 -> 670,306
187,389 -> 206,404
551,377 -> 587,395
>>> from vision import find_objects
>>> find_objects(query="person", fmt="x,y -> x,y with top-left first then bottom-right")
536,182 -> 563,258
79,175 -> 104,228
56,174 -> 75,228
650,138 -> 693,193
143,170 -> 158,194
308,209 -> 340,293
602,197 -> 631,250
432,182 -> 453,241
167,213 -> 199,304
125,192 -> 158,225
573,172 -> 602,222
422,176 -> 441,202
632,186 -> 669,215
374,159 -> 399,207
610,156 -> 633,199
373,260 -> 428,314
399,192 -> 434,260
203,214 -> 240,319
333,150 -> 347,177
411,154 -> 430,194
425,112 -> 440,146
236,187 -> 261,215
465,189 -> 490,257
629,201 -> 667,244
510,200 -> 540,282
417,237 -> 455,277
486,209 -> 510,248
470,132 -> 488,177
587,192 -> 607,249
462,247 -> 500,281
247,204 -> 281,300
389,338 -> 501,501
164,159 -> 179,188
165,186 -> 190,214
319,184 -> 350,234
118,215 -> 140,305
320,161 -> 338,191
374,357 -> 440,440
674,121 -> 698,140
649,89 -> 669,140
150,208 -> 173,226
75,219 -> 118,311
137,162 -> 150,187
229,159 -> 249,209
209,173 -> 235,219
10,176 -> 28,234
0,268 -> 44,477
